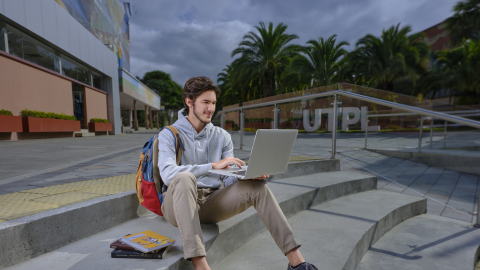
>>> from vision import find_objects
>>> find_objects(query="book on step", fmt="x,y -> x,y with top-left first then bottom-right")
120,230 -> 175,253
110,237 -> 137,252
111,246 -> 171,259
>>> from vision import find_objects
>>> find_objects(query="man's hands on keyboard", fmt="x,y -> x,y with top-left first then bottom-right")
212,157 -> 245,169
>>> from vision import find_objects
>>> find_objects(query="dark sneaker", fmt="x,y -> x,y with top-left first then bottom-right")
287,262 -> 318,270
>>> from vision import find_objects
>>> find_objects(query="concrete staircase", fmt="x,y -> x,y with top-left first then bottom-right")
2,159 -> 479,270
213,190 -> 425,270
356,214 -> 480,270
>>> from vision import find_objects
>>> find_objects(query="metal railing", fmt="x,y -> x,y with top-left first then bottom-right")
219,89 -> 480,226
366,112 -> 480,151
219,89 -> 480,153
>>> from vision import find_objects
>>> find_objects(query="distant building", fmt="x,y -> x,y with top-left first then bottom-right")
419,21 -> 458,104
0,0 -> 160,140
420,21 -> 452,52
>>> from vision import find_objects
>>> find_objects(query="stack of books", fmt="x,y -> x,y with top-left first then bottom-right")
110,230 -> 175,259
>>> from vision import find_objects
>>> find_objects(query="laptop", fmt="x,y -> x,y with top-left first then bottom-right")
209,129 -> 298,179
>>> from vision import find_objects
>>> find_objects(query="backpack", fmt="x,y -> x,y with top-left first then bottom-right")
135,126 -> 184,216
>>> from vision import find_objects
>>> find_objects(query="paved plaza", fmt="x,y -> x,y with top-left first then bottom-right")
230,130 -> 480,223
0,130 -> 479,223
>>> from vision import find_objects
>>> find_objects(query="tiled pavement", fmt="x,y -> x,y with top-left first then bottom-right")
0,154 -> 320,223
0,130 -> 479,224
231,131 -> 480,223
337,150 -> 479,223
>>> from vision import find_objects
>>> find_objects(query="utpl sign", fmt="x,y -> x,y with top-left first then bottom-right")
302,107 -> 380,132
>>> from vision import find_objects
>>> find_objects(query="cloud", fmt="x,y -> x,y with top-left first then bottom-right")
124,0 -> 458,86
130,19 -> 253,84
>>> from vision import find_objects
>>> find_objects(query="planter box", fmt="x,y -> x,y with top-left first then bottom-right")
0,115 -> 23,132
88,122 -> 113,132
22,117 -> 81,132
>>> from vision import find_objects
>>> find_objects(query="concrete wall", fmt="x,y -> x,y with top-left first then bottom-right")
85,86 -> 108,121
0,54 -> 73,116
0,0 -> 121,134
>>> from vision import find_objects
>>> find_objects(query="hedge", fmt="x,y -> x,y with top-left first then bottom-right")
0,109 -> 13,116
20,109 -> 77,120
90,118 -> 109,123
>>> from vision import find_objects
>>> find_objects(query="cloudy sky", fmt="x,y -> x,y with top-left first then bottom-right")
123,0 -> 458,86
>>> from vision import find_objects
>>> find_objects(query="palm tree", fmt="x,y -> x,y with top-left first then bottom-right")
445,0 -> 480,46
217,65 -> 237,107
418,40 -> 480,104
284,35 -> 349,90
350,24 -> 430,92
231,22 -> 302,97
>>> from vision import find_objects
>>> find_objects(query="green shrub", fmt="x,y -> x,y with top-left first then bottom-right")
20,109 -> 76,120
225,120 -> 234,124
385,125 -> 403,130
90,118 -> 109,123
0,109 -> 13,116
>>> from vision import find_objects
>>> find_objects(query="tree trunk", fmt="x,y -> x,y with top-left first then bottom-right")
263,70 -> 276,97
166,110 -> 173,125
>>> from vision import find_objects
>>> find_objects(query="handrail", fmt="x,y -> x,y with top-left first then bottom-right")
368,112 -> 480,118
219,90 -> 480,129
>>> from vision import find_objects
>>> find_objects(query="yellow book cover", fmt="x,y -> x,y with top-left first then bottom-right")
120,230 -> 175,253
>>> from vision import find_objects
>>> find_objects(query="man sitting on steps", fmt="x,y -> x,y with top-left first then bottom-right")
158,76 -> 318,270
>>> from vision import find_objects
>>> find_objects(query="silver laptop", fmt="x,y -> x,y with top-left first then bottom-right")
209,129 -> 298,179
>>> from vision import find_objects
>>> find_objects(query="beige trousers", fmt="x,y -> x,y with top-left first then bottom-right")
161,171 -> 300,260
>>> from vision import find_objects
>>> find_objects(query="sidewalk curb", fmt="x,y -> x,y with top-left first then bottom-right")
0,191 -> 138,268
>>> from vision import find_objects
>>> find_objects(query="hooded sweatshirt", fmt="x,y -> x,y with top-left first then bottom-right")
158,109 -> 238,188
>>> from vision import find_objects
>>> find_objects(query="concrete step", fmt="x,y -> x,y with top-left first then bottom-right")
213,190 -> 426,270
367,148 -> 480,176
2,170 -> 375,269
0,159 -> 339,268
356,214 -> 480,270
74,129 -> 95,137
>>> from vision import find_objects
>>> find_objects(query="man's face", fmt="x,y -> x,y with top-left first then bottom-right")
187,90 -> 216,124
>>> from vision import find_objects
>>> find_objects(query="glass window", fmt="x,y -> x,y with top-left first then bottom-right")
22,33 -> 57,71
6,24 -> 23,58
92,71 -> 104,90
0,21 -> 6,52
60,54 -> 92,85
76,65 -> 91,85
0,19 -> 105,89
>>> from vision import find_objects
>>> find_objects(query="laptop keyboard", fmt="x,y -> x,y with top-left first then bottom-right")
230,170 -> 246,176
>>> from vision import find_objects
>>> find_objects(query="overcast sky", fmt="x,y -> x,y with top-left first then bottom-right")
122,0 -> 458,87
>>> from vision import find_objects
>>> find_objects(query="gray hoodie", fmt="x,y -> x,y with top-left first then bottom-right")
158,109 -> 238,188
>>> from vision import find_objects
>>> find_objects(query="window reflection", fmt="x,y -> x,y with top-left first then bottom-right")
0,19 -> 105,91
22,33 -> 57,72
6,24 -> 23,58
0,21 -> 6,52
92,72 -> 103,90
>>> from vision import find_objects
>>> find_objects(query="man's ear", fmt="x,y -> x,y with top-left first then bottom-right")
185,98 -> 193,107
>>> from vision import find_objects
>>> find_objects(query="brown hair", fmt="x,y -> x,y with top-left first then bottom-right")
183,76 -> 220,114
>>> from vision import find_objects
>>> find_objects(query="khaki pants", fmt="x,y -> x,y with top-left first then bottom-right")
161,171 -> 300,260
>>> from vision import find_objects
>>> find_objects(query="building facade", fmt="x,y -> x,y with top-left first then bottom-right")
0,0 -> 160,140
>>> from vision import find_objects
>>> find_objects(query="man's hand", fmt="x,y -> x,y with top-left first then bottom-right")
250,174 -> 269,180
212,157 -> 246,169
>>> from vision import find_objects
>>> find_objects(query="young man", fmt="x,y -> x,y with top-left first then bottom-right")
158,76 -> 317,270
